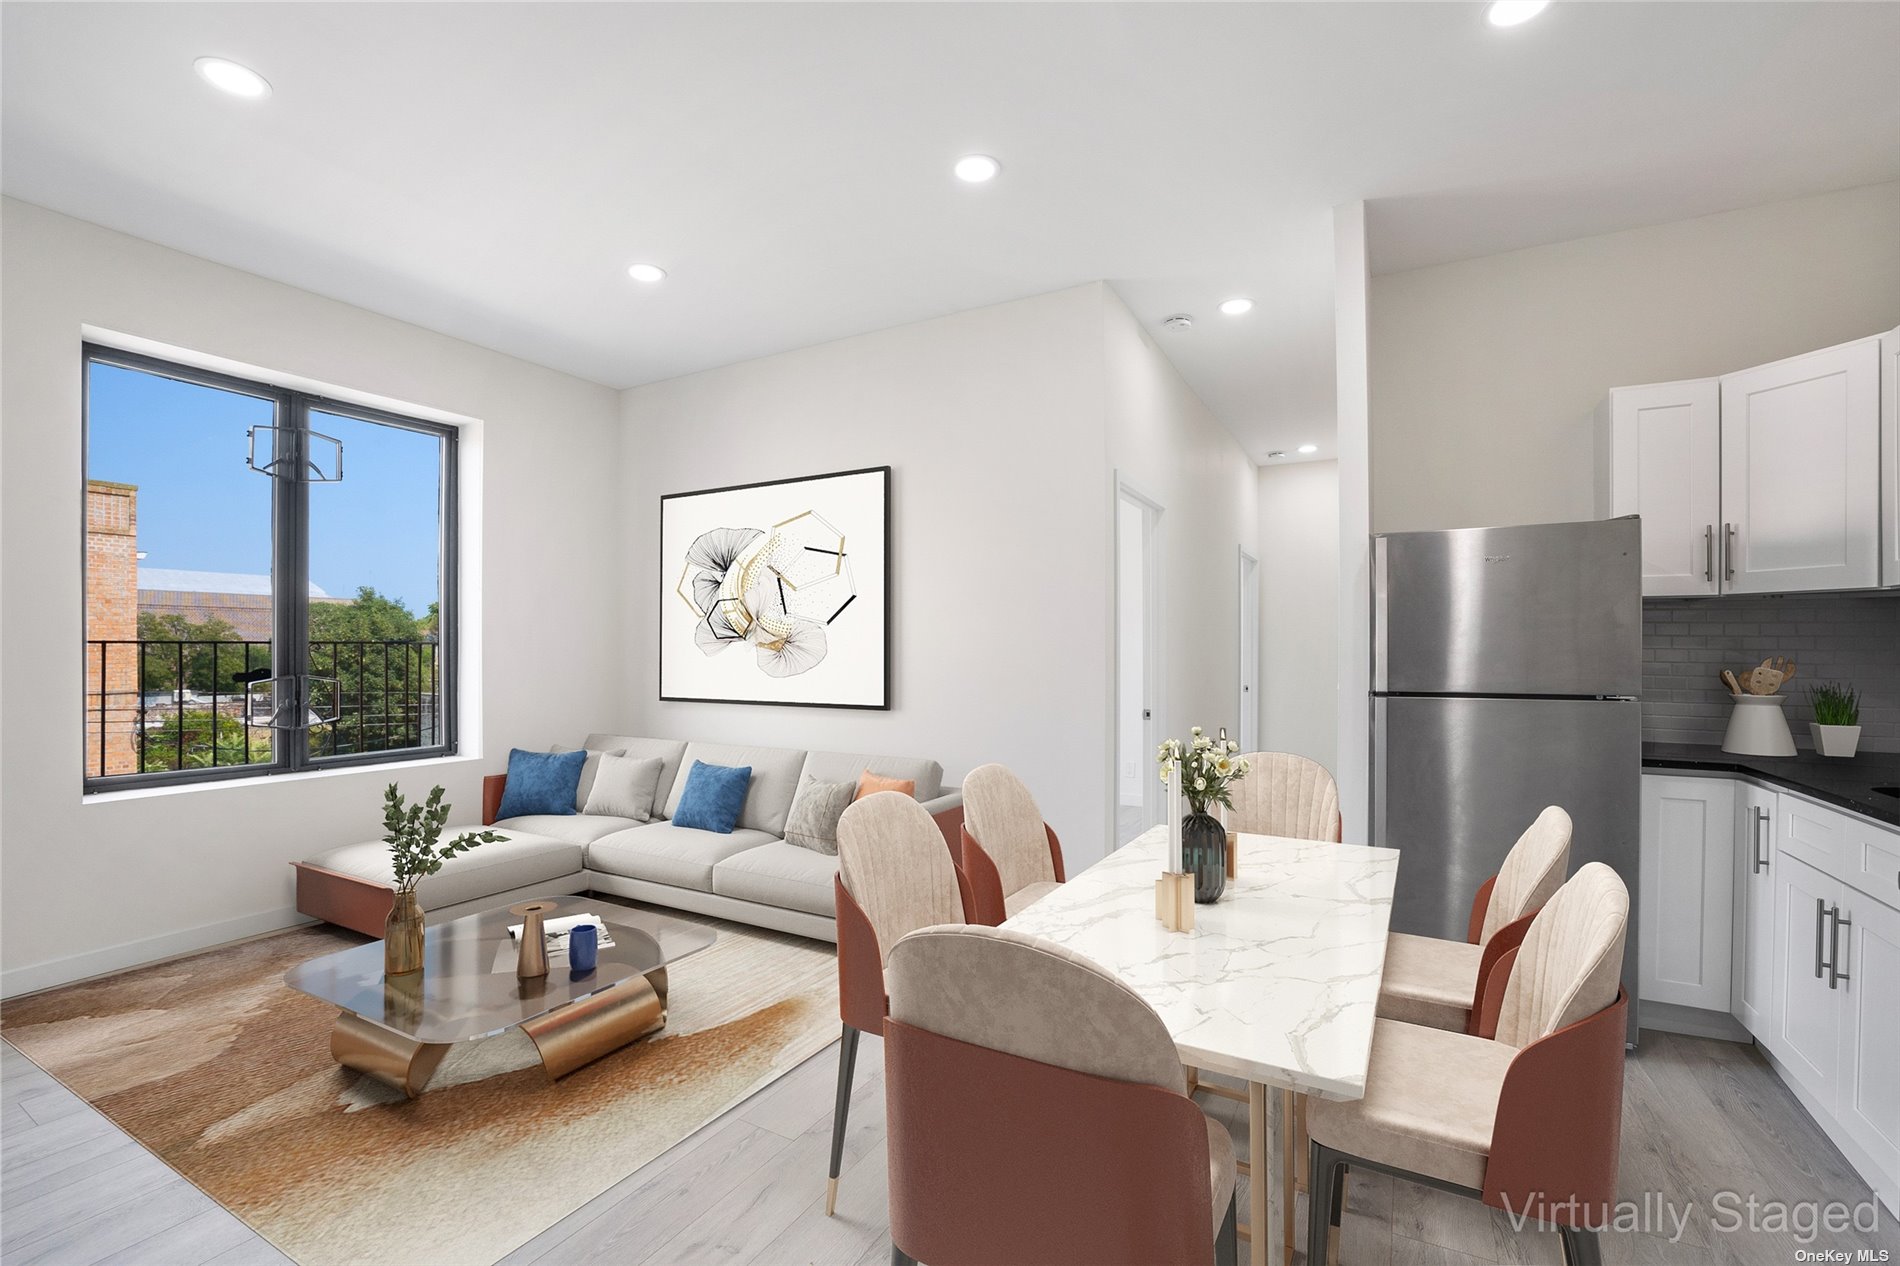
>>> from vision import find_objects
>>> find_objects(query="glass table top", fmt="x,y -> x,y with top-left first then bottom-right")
283,897 -> 717,1044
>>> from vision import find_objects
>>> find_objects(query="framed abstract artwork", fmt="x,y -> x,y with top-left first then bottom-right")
659,466 -> 891,709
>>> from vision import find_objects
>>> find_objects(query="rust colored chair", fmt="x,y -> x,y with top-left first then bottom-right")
1307,862 -> 1631,1266
827,791 -> 973,1217
1227,751 -> 1342,842
883,924 -> 1237,1266
959,763 -> 1066,924
1378,805 -> 1573,1034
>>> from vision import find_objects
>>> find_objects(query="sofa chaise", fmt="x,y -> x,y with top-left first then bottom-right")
293,734 -> 964,943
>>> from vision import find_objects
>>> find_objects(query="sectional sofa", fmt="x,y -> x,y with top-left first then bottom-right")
292,734 -> 964,943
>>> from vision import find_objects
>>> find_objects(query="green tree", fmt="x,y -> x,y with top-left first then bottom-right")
141,708 -> 264,771
134,613 -> 261,695
306,587 -> 437,757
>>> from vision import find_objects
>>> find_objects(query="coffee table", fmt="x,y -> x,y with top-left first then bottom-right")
284,896 -> 716,1096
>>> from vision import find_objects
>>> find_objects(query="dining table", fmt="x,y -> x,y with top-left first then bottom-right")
1001,825 -> 1402,1266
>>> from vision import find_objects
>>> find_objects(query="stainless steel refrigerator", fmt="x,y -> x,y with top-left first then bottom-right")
1371,516 -> 1642,1042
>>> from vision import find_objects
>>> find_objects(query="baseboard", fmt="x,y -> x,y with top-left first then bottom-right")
1638,1000 -> 1753,1043
1,905 -> 314,999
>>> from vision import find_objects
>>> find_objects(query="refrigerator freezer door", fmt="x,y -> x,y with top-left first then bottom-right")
1373,694 -> 1641,1039
1373,518 -> 1642,697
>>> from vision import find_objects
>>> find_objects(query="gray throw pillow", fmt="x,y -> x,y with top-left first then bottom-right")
583,754 -> 664,822
785,776 -> 856,855
552,743 -> 626,812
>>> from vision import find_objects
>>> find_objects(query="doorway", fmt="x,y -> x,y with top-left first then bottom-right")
1238,547 -> 1259,752
1115,484 -> 1163,846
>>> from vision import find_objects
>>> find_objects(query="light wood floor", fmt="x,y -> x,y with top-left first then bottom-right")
4,1027 -> 1896,1265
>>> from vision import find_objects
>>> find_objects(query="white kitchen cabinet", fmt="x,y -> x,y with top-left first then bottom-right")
1771,850 -> 1843,1102
1596,380 -> 1721,596
1720,336 -> 1882,594
1640,774 -> 1735,1008
1731,781 -> 1779,1036
1882,326 -> 1900,586
1836,890 -> 1900,1208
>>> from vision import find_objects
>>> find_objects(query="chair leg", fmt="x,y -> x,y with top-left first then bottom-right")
890,1244 -> 917,1266
1307,1140 -> 1347,1266
1558,1226 -> 1602,1266
826,1023 -> 860,1217
1215,1190 -> 1238,1266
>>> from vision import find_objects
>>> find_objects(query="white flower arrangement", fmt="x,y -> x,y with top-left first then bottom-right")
1157,727 -> 1250,816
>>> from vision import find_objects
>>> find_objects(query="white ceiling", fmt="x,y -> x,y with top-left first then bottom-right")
6,3 -> 1898,465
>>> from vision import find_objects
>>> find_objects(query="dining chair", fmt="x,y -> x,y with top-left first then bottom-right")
1228,752 -> 1341,841
1307,862 -> 1631,1266
1377,805 -> 1573,1033
959,763 -> 1066,924
882,924 -> 1238,1266
827,791 -> 974,1217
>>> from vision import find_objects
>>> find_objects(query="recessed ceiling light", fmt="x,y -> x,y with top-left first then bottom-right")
1298,444 -> 1319,455
1219,298 -> 1254,317
194,56 -> 271,99
954,154 -> 1001,184
1486,0 -> 1549,27
626,263 -> 667,284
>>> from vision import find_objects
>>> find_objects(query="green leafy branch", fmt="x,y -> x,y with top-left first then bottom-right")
382,783 -> 503,895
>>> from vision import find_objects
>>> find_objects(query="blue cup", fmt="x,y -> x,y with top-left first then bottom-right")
568,922 -> 599,975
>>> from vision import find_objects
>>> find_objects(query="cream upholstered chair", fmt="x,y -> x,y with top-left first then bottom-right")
1378,806 -> 1573,1033
1308,863 -> 1631,1266
827,792 -> 973,1216
960,763 -> 1066,923
883,924 -> 1237,1266
1228,752 -> 1341,842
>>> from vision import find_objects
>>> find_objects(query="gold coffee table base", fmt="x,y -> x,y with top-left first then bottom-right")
331,967 -> 671,1096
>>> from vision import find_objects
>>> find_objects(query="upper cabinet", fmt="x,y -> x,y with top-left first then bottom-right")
1882,326 -> 1900,587
1597,379 -> 1721,596
1721,338 -> 1881,594
1599,333 -> 1885,597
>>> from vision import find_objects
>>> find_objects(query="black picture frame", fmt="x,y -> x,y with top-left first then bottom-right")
658,465 -> 891,709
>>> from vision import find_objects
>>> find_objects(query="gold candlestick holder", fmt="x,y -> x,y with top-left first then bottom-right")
1225,830 -> 1239,881
512,900 -> 558,979
1155,871 -> 1195,931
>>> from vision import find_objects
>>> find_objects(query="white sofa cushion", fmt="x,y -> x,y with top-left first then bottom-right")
552,743 -> 626,811
307,829 -> 583,910
800,750 -> 945,803
584,735 -> 690,816
587,821 -> 778,892
494,814 -> 644,846
713,840 -> 840,918
663,742 -> 808,837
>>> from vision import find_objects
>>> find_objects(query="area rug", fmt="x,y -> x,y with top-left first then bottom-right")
0,903 -> 838,1265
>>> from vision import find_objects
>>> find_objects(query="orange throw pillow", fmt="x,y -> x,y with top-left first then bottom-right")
855,770 -> 917,801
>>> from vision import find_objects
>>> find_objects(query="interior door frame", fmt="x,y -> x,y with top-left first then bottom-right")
1238,546 -> 1259,752
1114,476 -> 1166,842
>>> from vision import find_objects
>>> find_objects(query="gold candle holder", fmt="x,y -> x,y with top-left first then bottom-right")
1225,830 -> 1239,881
1155,871 -> 1195,932
512,900 -> 558,979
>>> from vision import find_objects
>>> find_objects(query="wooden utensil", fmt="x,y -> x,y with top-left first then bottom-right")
1767,655 -> 1796,684
1722,669 -> 1743,696
1746,666 -> 1784,696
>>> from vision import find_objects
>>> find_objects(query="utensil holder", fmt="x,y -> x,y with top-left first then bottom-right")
1722,694 -> 1795,757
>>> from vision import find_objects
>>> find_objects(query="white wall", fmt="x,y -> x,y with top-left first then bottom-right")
0,199 -> 623,995
1256,460 -> 1339,772
618,284 -> 1114,864
1334,201 -> 1373,841
1101,289 -> 1260,799
1370,180 -> 1900,534
1115,496 -> 1145,805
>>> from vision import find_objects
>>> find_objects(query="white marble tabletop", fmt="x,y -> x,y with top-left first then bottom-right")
1001,826 -> 1401,1099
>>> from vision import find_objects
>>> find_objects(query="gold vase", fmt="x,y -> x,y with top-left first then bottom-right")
512,900 -> 556,979
384,890 -> 426,977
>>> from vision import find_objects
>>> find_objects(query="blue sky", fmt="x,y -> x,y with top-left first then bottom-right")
87,362 -> 443,614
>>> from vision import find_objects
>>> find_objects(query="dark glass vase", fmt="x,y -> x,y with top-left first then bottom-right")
1182,810 -> 1227,904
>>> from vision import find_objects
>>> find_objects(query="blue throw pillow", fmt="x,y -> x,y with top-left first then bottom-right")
673,760 -> 753,834
495,747 -> 587,819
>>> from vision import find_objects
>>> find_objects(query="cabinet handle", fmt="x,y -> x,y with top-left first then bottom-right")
1828,905 -> 1851,990
1750,806 -> 1768,873
1724,523 -> 1736,582
1704,525 -> 1714,582
1815,897 -> 1829,979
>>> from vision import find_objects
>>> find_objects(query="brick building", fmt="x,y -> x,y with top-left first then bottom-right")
83,480 -> 140,776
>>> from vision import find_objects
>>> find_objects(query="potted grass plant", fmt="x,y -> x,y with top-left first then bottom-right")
1807,682 -> 1862,759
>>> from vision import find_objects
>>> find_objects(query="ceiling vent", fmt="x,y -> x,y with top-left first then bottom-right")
1161,313 -> 1193,331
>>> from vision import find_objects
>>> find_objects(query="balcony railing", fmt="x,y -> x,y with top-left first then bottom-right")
84,638 -> 440,779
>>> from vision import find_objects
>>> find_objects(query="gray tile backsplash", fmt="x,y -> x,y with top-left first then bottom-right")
1642,591 -> 1900,752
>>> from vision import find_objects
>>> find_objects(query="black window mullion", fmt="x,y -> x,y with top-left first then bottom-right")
278,394 -> 313,772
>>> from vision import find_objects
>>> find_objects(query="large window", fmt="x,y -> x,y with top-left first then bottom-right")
82,346 -> 457,791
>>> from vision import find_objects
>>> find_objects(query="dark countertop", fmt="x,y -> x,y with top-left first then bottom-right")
1643,742 -> 1900,829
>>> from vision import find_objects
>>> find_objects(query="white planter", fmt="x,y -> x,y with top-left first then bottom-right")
1809,723 -> 1862,758
1722,694 -> 1796,757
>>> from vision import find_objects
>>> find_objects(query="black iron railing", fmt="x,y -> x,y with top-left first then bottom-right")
84,639 -> 439,778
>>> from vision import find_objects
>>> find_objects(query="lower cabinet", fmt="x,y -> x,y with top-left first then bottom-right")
1639,775 -> 1734,1009
1731,782 -> 1779,1035
1768,852 -> 1842,1101
1836,891 -> 1900,1204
